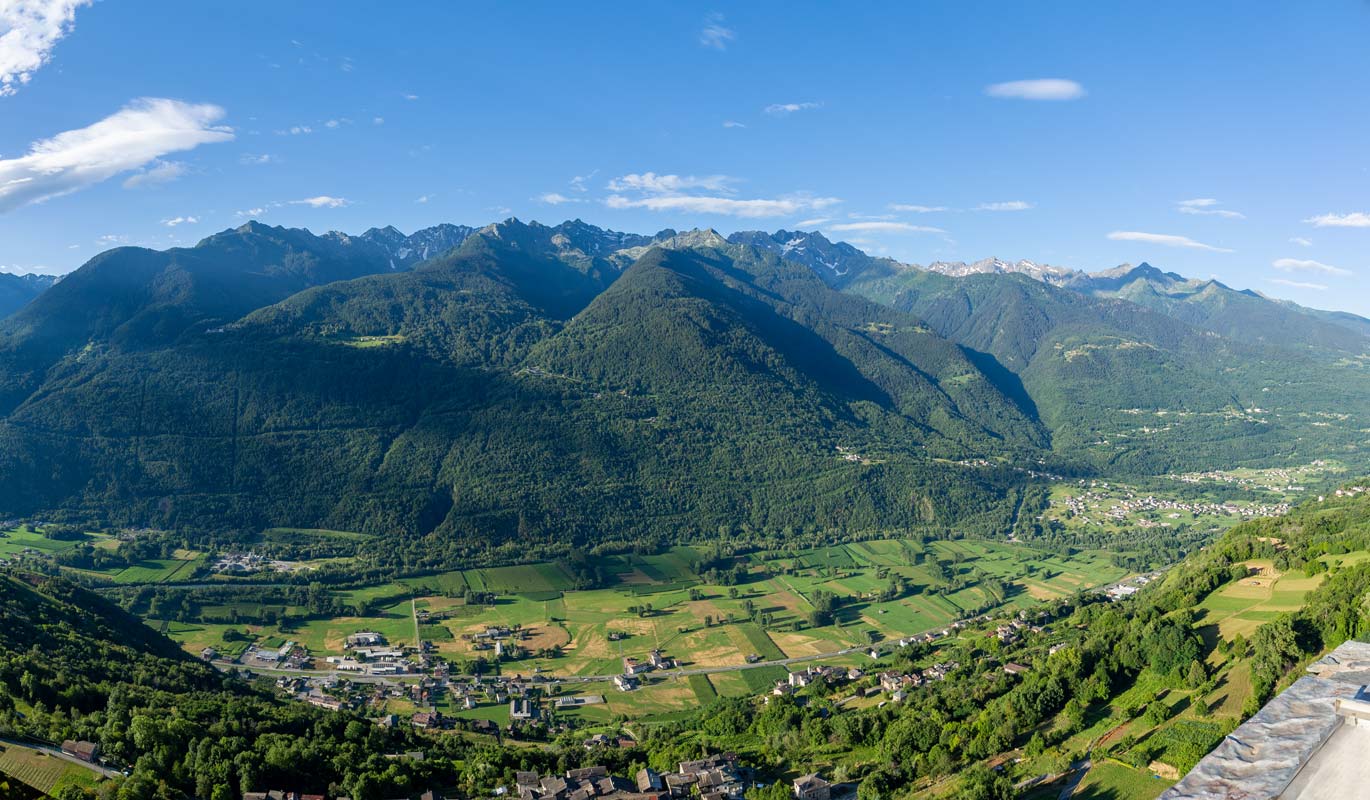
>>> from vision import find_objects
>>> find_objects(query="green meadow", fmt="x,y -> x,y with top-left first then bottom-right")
168,539 -> 1128,679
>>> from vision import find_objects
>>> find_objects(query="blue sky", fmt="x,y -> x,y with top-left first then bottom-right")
2,1 -> 1369,313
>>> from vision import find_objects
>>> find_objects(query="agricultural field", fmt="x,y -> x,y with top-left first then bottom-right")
166,539 -> 1128,679
1194,558 -> 1329,641
0,743 -> 109,795
0,525 -> 112,558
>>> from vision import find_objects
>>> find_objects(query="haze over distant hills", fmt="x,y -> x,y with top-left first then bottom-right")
0,219 -> 1365,550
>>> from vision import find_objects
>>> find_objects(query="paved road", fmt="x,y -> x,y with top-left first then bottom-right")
1057,759 -> 1092,800
0,735 -> 122,780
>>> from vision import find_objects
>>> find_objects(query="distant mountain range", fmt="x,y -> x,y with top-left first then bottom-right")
0,220 -> 1365,548
0,271 -> 57,319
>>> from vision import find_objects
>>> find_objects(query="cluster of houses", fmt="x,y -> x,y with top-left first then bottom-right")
1055,484 -> 1290,528
510,757 -> 831,800
991,617 -> 1044,646
613,650 -> 676,691
512,754 -> 765,800
770,664 -> 862,697
464,624 -> 529,655
243,791 -> 447,800
868,661 -> 960,702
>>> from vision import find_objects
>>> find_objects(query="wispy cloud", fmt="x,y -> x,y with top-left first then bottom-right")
1305,212 -> 1370,228
606,193 -> 838,219
722,120 -> 746,129
1272,257 -> 1350,276
1107,231 -> 1233,253
235,206 -> 267,218
1289,237 -> 1313,247
984,79 -> 1085,101
605,170 -> 834,218
289,195 -> 350,208
122,159 -> 187,189
976,201 -> 1033,212
606,172 -> 734,193
795,217 -> 831,228
699,13 -> 735,50
1270,278 -> 1327,291
1176,198 -> 1244,219
415,194 -> 432,204
764,102 -> 820,115
372,116 -> 385,125
0,98 -> 233,212
537,192 -> 577,205
0,0 -> 92,97
889,204 -> 947,213
161,215 -> 198,227
239,153 -> 275,165
403,93 -> 419,101
569,171 -> 597,192
829,221 -> 945,234
275,125 -> 312,135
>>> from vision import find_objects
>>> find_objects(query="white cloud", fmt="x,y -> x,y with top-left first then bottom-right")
569,171 -> 597,192
95,233 -> 127,246
235,206 -> 267,218
1305,212 -> 1370,228
290,195 -> 350,208
1106,231 -> 1233,253
764,102 -> 820,115
161,215 -> 198,227
122,159 -> 187,189
276,125 -> 312,135
984,79 -> 1085,101
537,192 -> 577,205
1289,236 -> 1313,247
324,119 -> 340,128
605,193 -> 838,218
372,116 -> 384,125
606,172 -> 734,193
889,203 -> 947,213
1176,198 -> 1244,219
1270,278 -> 1327,291
0,98 -> 233,212
699,13 -> 735,50
722,120 -> 746,128
976,201 -> 1033,212
1272,257 -> 1350,276
0,0 -> 91,97
240,153 -> 274,165
403,93 -> 419,101
415,194 -> 432,204
829,221 -> 945,234
795,217 -> 831,228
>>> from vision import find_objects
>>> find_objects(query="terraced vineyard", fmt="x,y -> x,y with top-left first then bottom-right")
0,743 -> 108,796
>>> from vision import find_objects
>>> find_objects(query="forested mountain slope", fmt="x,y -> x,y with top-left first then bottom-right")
846,267 -> 1370,472
0,222 -> 1034,553
1061,263 -> 1370,354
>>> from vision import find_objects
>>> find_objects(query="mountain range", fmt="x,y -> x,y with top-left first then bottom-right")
0,271 -> 57,319
0,220 -> 1365,549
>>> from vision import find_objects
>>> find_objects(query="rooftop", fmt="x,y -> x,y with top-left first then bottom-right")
1161,639 -> 1370,800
